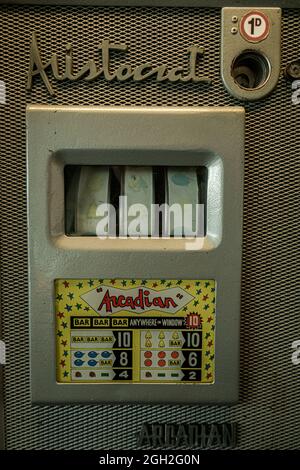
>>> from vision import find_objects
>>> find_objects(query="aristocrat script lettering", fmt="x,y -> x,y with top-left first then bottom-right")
27,33 -> 211,95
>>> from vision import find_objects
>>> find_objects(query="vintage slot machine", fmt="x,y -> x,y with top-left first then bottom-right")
0,0 -> 299,451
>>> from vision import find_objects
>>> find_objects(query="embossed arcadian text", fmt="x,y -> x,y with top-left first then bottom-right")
27,32 -> 211,95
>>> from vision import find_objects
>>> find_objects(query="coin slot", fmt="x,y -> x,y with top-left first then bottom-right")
231,50 -> 270,90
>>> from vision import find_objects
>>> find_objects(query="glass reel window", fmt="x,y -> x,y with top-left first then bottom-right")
65,165 -> 207,238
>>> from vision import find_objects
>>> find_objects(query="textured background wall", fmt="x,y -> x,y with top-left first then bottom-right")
0,5 -> 299,449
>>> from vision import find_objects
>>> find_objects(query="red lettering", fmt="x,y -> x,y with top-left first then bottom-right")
97,288 -> 178,313
165,297 -> 177,308
98,289 -> 113,312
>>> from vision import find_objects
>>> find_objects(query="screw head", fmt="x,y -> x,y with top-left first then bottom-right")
231,27 -> 238,35
232,15 -> 238,23
285,60 -> 300,80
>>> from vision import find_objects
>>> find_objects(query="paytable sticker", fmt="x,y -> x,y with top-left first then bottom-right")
55,279 -> 216,384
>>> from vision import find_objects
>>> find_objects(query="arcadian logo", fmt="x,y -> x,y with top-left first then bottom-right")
81,285 -> 194,315
26,32 -> 211,96
137,423 -> 237,449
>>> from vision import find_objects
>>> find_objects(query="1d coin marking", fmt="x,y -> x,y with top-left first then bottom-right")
240,11 -> 270,43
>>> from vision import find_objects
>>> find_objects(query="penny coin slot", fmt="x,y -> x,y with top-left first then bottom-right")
231,50 -> 270,90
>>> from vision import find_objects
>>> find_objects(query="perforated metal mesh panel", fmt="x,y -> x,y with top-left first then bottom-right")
0,5 -> 300,450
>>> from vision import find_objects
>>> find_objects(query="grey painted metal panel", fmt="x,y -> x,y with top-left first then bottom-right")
27,105 -> 244,404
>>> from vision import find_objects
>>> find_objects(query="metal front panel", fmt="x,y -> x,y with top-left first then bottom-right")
0,4 -> 300,449
27,105 -> 243,404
